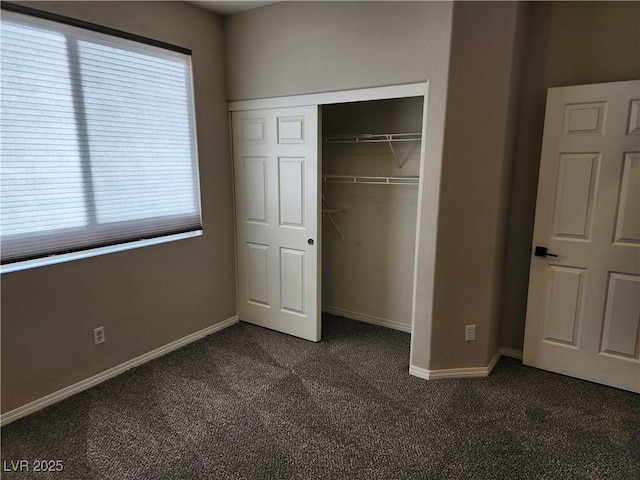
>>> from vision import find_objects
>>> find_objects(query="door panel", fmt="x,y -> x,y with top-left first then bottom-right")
247,243 -> 269,306
280,247 -> 305,314
524,80 -> 640,392
543,265 -> 585,346
278,157 -> 305,227
615,153 -> 640,244
243,157 -> 268,223
552,153 -> 599,239
600,273 -> 640,359
627,100 -> 640,135
232,106 -> 320,342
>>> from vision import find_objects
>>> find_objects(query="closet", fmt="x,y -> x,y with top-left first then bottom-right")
321,97 -> 424,332
230,86 -> 427,342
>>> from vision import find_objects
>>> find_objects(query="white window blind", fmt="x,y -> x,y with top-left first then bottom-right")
1,9 -> 202,264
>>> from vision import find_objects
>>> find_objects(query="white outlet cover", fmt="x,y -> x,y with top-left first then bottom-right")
93,327 -> 105,345
465,325 -> 476,341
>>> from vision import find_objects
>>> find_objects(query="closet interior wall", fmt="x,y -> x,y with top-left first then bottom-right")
321,97 -> 424,331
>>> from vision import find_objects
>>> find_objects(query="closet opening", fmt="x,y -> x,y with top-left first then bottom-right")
320,96 -> 424,334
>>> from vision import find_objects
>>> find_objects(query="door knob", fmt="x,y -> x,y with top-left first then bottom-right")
308,238 -> 314,246
534,246 -> 557,258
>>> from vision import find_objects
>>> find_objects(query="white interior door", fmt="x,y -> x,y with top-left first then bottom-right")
232,106 -> 320,341
523,80 -> 640,392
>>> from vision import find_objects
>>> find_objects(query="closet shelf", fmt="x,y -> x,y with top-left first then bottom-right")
324,133 -> 421,169
323,133 -> 422,144
323,174 -> 419,186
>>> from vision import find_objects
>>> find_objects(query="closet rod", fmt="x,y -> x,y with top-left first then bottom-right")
323,174 -> 419,186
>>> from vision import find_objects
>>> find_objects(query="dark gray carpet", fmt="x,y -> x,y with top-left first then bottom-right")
2,314 -> 639,479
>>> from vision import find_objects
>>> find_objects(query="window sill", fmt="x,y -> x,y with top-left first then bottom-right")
1,230 -> 203,274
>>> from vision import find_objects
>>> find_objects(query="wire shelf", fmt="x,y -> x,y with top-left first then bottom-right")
322,174 -> 419,186
324,133 -> 422,144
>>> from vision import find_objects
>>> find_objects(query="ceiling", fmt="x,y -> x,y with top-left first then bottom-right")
188,1 -> 277,15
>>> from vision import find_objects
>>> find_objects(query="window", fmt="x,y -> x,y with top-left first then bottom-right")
1,6 -> 202,266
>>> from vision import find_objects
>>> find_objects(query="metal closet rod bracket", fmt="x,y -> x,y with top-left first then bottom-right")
321,195 -> 346,239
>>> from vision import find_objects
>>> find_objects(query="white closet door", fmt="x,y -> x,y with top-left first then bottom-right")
523,80 -> 640,392
232,106 -> 320,341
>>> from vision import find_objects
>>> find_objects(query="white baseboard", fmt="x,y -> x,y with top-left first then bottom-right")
499,347 -> 523,360
409,349 -> 502,380
1,315 -> 238,427
322,305 -> 411,333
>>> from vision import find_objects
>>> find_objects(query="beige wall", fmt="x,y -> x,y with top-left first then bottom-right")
224,1 -> 454,101
500,1 -> 640,351
428,1 -> 524,369
1,1 -> 235,413
224,1 -> 454,372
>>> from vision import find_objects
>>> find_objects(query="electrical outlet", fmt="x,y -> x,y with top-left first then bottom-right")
93,326 -> 105,345
465,324 -> 476,341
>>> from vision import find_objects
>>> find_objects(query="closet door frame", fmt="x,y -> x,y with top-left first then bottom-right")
229,82 -> 435,372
